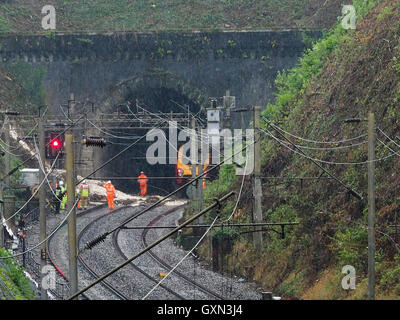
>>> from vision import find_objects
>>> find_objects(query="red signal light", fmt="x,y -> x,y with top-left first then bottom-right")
51,138 -> 61,149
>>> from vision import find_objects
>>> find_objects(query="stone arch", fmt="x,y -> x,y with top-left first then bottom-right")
100,69 -> 209,113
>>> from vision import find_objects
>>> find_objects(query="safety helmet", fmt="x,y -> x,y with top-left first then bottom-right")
107,180 -> 111,184
140,171 -> 144,174
82,179 -> 87,184
59,180 -> 64,186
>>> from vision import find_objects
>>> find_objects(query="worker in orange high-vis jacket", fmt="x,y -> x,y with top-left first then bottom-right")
104,180 -> 116,210
137,171 -> 148,196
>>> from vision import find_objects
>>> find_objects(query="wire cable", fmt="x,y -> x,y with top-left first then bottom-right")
262,116 -> 367,144
222,160 -> 248,223
33,136 -> 62,201
141,215 -> 219,300
0,198 -> 79,259
260,125 -> 363,200
86,118 -> 144,140
260,127 -> 396,165
377,127 -> 400,150
1,152 -> 60,225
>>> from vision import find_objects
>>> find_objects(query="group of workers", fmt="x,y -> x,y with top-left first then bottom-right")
53,171 -> 149,213
54,179 -> 91,214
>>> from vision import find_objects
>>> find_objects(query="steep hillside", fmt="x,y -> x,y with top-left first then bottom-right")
0,0 -> 343,33
0,249 -> 36,300
195,0 -> 400,299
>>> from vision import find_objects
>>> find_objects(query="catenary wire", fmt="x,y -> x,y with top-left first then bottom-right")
262,116 -> 367,144
141,215 -> 219,300
1,152 -> 60,225
260,127 -> 396,165
0,198 -> 79,259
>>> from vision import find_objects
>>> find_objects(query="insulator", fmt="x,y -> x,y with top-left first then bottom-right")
84,233 -> 108,250
84,137 -> 106,148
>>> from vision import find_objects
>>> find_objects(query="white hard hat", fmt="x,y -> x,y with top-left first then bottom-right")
83,179 -> 87,184
107,180 -> 111,184
59,180 -> 64,186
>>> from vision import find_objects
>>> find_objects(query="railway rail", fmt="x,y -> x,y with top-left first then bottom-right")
45,201 -> 259,300
138,207 -> 225,300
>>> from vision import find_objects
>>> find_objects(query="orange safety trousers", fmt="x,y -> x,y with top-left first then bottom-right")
138,174 -> 148,196
107,194 -> 115,210
104,183 -> 116,210
140,184 -> 147,196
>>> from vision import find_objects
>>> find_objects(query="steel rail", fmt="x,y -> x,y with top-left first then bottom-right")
68,191 -> 235,300
112,206 -> 187,301
140,207 -> 225,300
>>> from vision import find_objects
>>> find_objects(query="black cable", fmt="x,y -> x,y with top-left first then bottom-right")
82,139 -> 254,252
263,121 -> 363,200
0,113 -> 86,181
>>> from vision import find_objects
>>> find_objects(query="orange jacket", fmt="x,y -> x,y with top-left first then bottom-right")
137,174 -> 148,186
104,183 -> 116,196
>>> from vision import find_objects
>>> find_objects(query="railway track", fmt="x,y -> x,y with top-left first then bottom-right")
48,202 -> 253,300
77,210 -> 130,300
74,203 -> 187,300
47,204 -> 134,299
46,204 -> 110,300
138,207 -> 225,300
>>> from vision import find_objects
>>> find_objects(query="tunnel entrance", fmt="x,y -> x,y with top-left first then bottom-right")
100,85 -> 202,196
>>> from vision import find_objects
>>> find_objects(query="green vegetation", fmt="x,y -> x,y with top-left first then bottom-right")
0,0 -> 342,34
189,0 -> 400,299
3,62 -> 46,115
0,14 -> 12,33
0,249 -> 36,300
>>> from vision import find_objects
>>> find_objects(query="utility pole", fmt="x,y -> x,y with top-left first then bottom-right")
253,106 -> 263,251
38,115 -> 48,300
66,133 -> 78,298
5,116 -> 10,188
191,117 -> 198,208
0,180 -> 3,249
367,112 -> 376,300
67,93 -> 78,298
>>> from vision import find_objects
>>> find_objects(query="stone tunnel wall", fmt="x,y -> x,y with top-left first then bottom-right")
0,30 -> 321,192
0,30 -> 321,111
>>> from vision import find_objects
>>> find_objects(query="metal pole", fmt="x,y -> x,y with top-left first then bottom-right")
253,106 -> 263,251
197,122 -> 204,229
38,116 -> 48,300
191,118 -> 197,208
0,182 -> 3,249
68,191 -> 235,300
367,112 -> 375,300
66,133 -> 78,298
5,116 -> 10,188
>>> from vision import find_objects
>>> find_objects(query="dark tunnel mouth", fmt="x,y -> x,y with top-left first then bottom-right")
101,86 -> 202,196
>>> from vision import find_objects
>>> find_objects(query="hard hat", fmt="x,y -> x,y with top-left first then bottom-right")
107,180 -> 111,184
82,179 -> 87,184
59,180 -> 64,186
140,171 -> 144,174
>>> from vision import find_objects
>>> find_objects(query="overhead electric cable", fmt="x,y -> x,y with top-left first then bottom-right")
262,116 -> 367,144
260,122 -> 363,200
142,215 -> 219,300
0,198 -> 79,259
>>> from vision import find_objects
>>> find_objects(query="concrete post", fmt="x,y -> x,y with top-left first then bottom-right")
38,116 -> 48,300
367,112 -> 376,300
0,180 -> 3,249
66,133 -> 78,298
253,106 -> 263,251
5,117 -> 10,189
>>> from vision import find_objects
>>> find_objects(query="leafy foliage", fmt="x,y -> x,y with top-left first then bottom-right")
0,249 -> 36,300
